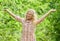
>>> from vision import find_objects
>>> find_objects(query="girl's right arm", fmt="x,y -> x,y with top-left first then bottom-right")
4,9 -> 23,22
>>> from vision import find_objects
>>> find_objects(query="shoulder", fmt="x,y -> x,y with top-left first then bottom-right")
34,20 -> 39,25
33,20 -> 37,25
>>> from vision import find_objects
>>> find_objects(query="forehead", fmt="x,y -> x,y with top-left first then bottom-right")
27,10 -> 35,14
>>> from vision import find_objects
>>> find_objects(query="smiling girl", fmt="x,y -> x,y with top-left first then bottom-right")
4,9 -> 56,41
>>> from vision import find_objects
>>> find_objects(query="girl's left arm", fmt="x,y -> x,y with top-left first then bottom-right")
36,9 -> 56,25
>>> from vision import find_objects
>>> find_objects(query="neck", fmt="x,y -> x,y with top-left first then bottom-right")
26,19 -> 33,22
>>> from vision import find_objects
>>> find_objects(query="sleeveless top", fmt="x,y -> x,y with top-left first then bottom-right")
21,19 -> 36,41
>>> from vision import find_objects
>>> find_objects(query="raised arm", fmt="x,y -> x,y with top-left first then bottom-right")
4,9 -> 23,22
36,9 -> 56,24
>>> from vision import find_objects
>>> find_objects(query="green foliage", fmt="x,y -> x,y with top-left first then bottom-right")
0,0 -> 60,41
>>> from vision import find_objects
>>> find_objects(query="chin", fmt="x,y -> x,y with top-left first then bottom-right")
26,18 -> 31,20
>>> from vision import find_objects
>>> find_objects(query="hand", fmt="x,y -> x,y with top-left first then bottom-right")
3,8 -> 8,11
50,9 -> 56,12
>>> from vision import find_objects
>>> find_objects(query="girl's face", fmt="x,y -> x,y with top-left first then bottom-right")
26,11 -> 34,20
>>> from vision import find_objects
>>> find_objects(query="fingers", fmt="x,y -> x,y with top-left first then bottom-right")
50,9 -> 56,12
53,9 -> 56,11
3,7 -> 8,11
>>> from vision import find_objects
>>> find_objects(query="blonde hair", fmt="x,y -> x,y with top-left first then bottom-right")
25,9 -> 37,21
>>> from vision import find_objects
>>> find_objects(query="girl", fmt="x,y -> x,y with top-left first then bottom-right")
4,9 -> 56,41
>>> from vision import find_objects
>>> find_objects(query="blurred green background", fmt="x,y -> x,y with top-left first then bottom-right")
0,0 -> 60,41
